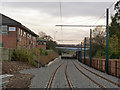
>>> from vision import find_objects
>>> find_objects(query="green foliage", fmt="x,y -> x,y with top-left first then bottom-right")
38,31 -> 57,51
39,48 -> 48,56
91,26 -> 106,58
39,48 -> 44,55
46,40 -> 57,50
92,1 -> 120,59
92,42 -> 106,58
11,49 -> 37,66
44,51 -> 48,56
109,35 -> 120,59
108,1 -> 120,59
109,16 -> 120,38
95,47 -> 106,58
114,0 -> 120,19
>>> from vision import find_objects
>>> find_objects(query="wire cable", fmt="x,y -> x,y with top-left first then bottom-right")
59,0 -> 63,42
94,0 -> 118,25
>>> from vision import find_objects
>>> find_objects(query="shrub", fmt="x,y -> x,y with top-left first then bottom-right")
11,49 -> 37,66
44,51 -> 48,56
39,48 -> 44,55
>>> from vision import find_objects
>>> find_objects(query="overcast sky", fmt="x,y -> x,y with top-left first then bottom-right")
0,0 -> 117,44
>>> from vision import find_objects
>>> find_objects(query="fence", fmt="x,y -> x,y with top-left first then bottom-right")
81,58 -> 120,78
0,48 -> 13,61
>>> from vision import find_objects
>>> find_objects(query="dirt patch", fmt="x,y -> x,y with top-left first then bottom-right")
2,61 -> 35,88
6,73 -> 33,88
40,52 -> 59,66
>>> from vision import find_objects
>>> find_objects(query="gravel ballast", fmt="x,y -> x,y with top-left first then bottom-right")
20,57 -> 62,88
75,60 -> 120,86
20,59 -> 120,89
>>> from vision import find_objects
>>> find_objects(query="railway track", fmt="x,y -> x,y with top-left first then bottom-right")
46,63 -> 63,90
46,60 -> 119,89
76,61 -> 120,87
72,61 -> 105,89
46,62 -> 73,90
65,62 -> 74,90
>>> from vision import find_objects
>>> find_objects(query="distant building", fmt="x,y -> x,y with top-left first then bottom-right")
36,40 -> 46,50
0,14 -> 46,50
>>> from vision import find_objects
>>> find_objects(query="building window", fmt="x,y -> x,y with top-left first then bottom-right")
27,33 -> 29,38
24,45 -> 25,48
29,34 -> 31,39
1,25 -> 8,35
24,32 -> 26,37
44,42 -> 46,45
23,31 -> 26,37
19,44 -> 21,48
42,41 -> 44,45
21,30 -> 23,36
19,28 -> 21,35
0,42 -> 4,47
38,41 -> 40,45
33,37 -> 36,40
27,33 -> 31,39
27,45 -> 29,49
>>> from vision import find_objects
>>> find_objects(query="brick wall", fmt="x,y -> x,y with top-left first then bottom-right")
2,25 -> 17,48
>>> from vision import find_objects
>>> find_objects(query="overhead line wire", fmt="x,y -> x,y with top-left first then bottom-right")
94,0 -> 118,25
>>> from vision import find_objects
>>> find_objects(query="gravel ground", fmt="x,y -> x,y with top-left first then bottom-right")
67,60 -> 99,88
51,60 -> 69,88
75,60 -> 120,86
73,60 -> 118,88
20,57 -> 63,88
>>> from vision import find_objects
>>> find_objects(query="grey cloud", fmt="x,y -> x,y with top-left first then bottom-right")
2,2 -> 114,18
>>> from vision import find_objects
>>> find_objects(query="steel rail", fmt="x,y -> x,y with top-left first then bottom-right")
76,61 -> 120,87
46,63 -> 63,90
65,62 -> 74,90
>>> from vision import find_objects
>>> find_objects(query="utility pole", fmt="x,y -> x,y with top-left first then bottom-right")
106,8 -> 109,74
38,51 -> 40,68
84,37 -> 86,64
90,29 -> 92,67
81,42 -> 82,63
54,31 -> 57,40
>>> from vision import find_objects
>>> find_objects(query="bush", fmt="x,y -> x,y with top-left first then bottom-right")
95,49 -> 106,58
44,51 -> 48,56
11,48 -> 59,67
11,49 -> 37,66
39,48 -> 44,55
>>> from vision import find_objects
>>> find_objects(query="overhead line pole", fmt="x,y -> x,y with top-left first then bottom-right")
89,29 -> 92,67
84,37 -> 86,64
106,8 -> 109,74
56,25 -> 106,27
81,42 -> 82,63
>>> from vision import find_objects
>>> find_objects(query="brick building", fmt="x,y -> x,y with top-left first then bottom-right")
0,14 -> 46,50
37,40 -> 46,50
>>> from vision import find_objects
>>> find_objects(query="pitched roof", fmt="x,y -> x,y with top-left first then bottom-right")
0,13 -> 39,37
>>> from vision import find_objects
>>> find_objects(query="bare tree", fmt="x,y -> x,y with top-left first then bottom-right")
38,31 -> 53,41
92,26 -> 106,57
93,26 -> 106,46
